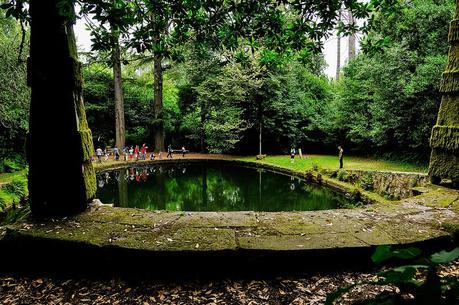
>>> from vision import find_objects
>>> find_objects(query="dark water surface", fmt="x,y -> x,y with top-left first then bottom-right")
96,163 -> 353,212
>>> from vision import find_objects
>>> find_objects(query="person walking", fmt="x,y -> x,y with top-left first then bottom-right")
123,146 -> 129,161
96,147 -> 103,163
182,146 -> 186,158
338,145 -> 344,169
134,145 -> 140,161
114,147 -> 120,161
140,144 -> 148,160
167,144 -> 173,158
129,146 -> 134,160
290,147 -> 296,163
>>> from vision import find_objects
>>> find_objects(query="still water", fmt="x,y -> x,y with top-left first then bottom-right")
96,163 -> 353,212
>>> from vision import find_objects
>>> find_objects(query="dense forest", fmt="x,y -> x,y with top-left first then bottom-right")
0,0 -> 454,165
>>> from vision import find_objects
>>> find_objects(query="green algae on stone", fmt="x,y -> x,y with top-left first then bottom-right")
238,233 -> 366,251
429,3 -> 459,184
430,126 -> 459,152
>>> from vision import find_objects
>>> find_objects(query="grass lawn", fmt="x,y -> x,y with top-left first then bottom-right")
93,154 -> 428,173
239,155 -> 428,173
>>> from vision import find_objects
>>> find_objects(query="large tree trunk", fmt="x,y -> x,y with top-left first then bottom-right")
200,102 -> 206,152
348,10 -> 356,61
113,35 -> 125,149
153,54 -> 165,152
258,122 -> 262,156
336,9 -> 341,80
428,0 -> 459,185
27,0 -> 96,216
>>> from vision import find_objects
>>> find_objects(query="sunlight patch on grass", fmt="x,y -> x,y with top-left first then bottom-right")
239,155 -> 428,173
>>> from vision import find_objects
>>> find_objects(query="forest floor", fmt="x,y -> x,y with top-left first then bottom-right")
94,153 -> 428,173
0,261 -> 458,305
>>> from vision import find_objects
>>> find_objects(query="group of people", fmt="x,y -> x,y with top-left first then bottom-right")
96,140 -> 344,169
95,143 -> 188,163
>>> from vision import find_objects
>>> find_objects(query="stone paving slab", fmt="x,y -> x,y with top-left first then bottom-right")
1,163 -> 458,255
172,211 -> 258,229
2,197 -> 457,254
238,233 -> 366,250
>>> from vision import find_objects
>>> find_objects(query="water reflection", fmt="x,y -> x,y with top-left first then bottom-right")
96,163 -> 352,212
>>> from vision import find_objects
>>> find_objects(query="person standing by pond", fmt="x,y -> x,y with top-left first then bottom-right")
129,146 -> 134,160
123,146 -> 129,161
114,147 -> 120,161
96,147 -> 103,163
290,147 -> 296,163
140,144 -> 148,160
338,145 -> 344,169
167,144 -> 173,158
134,145 -> 140,160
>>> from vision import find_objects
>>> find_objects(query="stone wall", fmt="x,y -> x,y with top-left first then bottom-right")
326,169 -> 429,200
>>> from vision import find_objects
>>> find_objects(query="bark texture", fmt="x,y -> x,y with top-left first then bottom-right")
113,35 -> 125,149
153,55 -> 165,152
27,0 -> 96,215
347,10 -> 356,61
428,0 -> 459,184
335,9 -> 341,80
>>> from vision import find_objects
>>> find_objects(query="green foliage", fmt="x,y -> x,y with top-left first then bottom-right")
326,245 -> 459,305
82,61 -> 181,147
333,0 -> 454,159
337,170 -> 348,182
176,45 -> 332,153
0,9 -> 29,159
1,156 -> 24,173
360,173 -> 375,191
0,170 -> 27,211
0,203 -> 30,225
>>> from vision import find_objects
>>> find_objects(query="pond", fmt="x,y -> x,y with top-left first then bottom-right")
96,163 -> 355,212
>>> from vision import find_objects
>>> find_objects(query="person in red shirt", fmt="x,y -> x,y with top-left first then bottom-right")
134,145 -> 139,160
140,143 -> 148,160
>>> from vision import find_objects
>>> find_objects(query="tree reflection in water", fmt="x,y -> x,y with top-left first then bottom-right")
96,163 -> 353,212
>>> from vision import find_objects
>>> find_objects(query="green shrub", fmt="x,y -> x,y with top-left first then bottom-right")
337,170 -> 348,182
360,174 -> 374,191
326,245 -> 459,305
0,192 -> 8,210
5,178 -> 28,198
2,158 -> 23,173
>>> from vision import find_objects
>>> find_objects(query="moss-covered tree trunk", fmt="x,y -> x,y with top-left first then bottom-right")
27,0 -> 96,216
112,34 -> 125,150
153,54 -> 165,152
428,0 -> 459,185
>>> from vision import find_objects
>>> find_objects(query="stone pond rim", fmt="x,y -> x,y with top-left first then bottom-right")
0,157 -> 458,273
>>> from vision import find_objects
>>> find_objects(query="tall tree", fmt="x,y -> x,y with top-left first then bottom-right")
348,9 -> 356,61
112,31 -> 125,149
429,0 -> 459,185
27,0 -> 96,216
80,0 -> 134,149
336,8 -> 342,80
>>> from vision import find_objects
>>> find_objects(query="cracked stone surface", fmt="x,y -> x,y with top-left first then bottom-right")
1,182 -> 458,253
